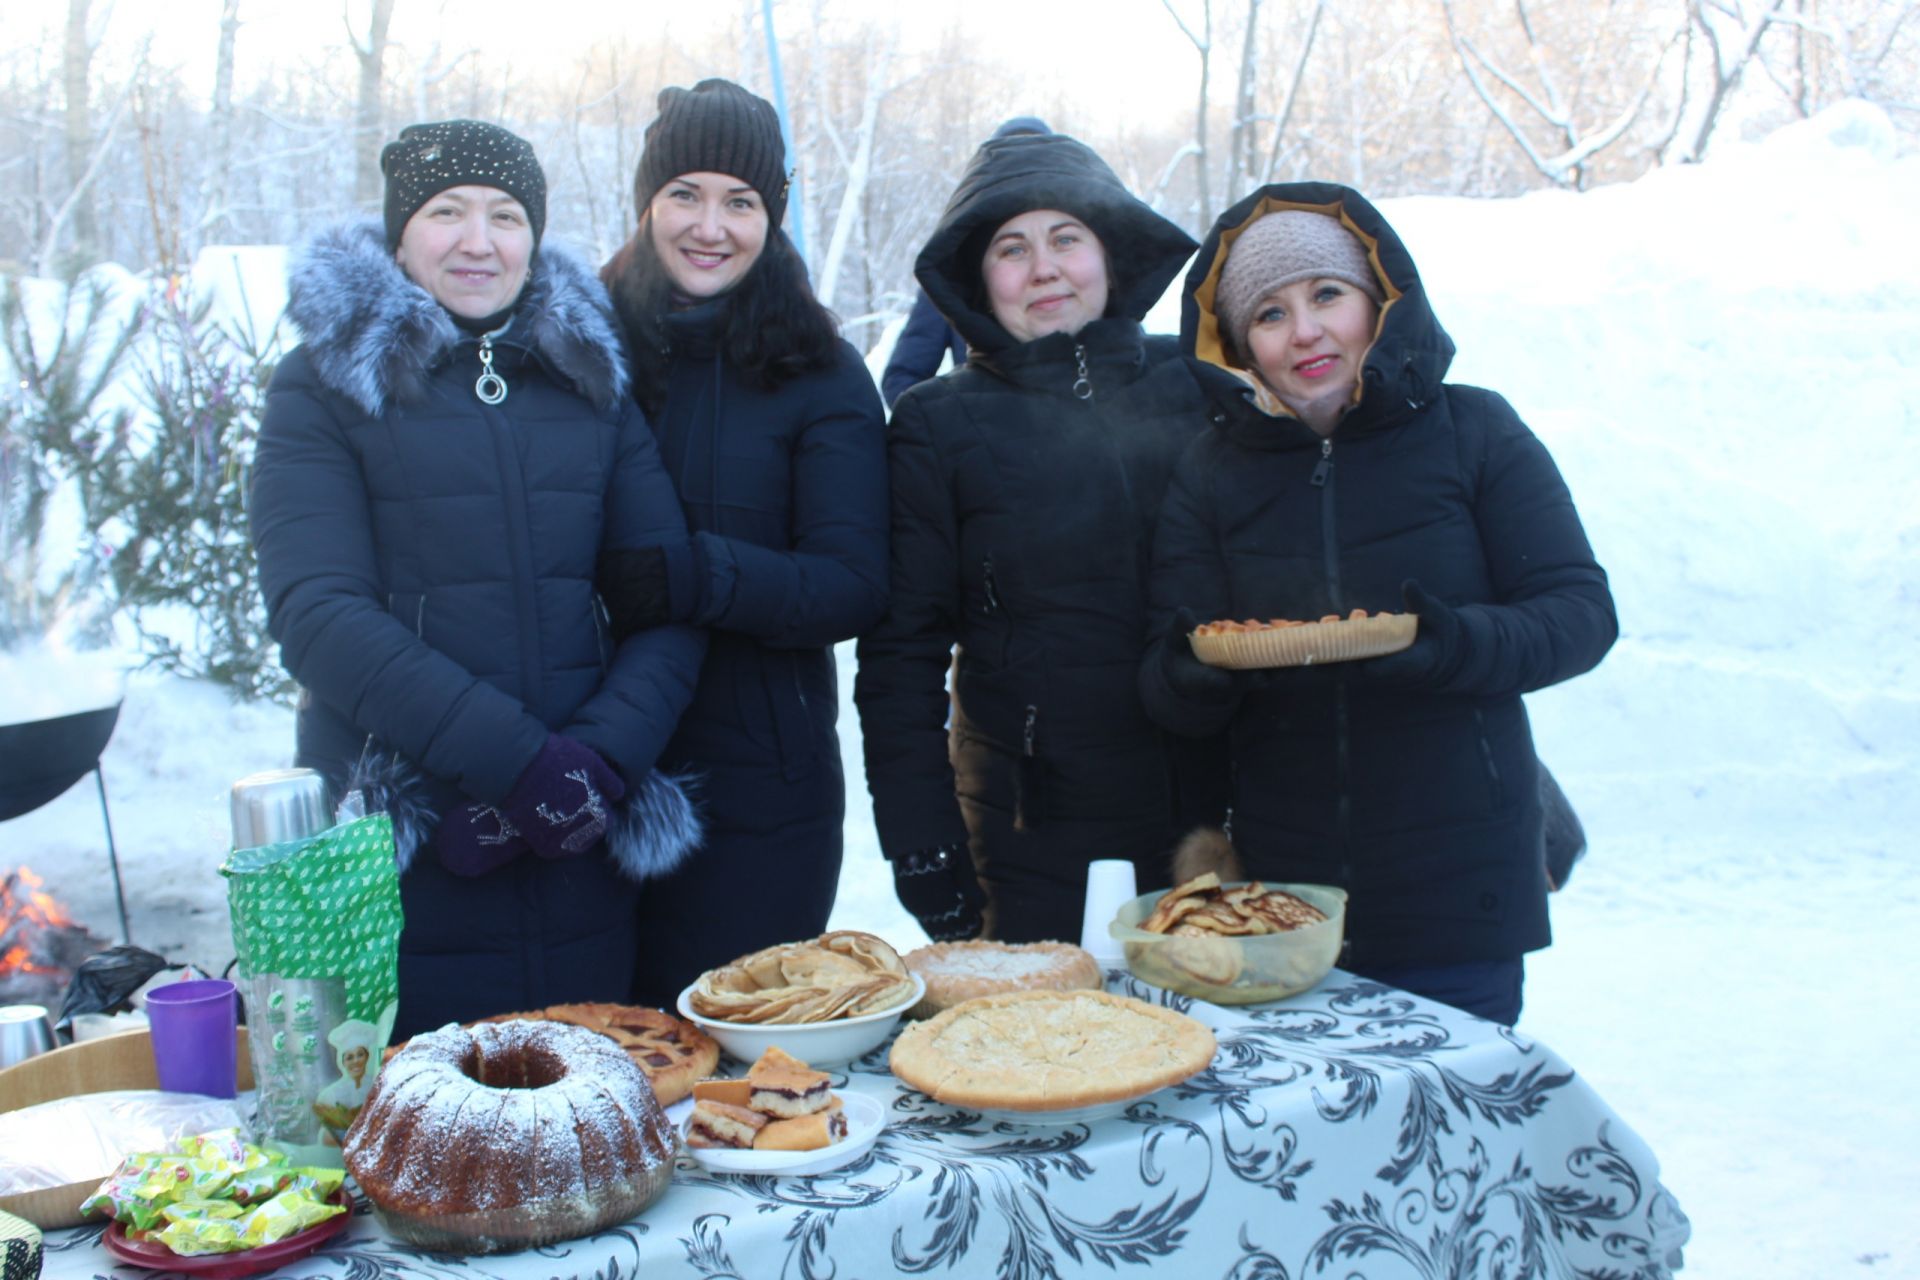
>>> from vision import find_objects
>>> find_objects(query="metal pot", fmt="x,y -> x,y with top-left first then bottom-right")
0,702 -> 122,821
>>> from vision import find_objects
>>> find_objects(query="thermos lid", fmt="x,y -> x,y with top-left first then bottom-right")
230,768 -> 330,850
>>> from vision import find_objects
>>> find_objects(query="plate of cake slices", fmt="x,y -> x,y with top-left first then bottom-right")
678,1047 -> 886,1178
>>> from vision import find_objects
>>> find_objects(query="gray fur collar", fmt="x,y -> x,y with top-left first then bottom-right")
285,220 -> 629,416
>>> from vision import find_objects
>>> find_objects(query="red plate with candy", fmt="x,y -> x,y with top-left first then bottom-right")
103,1188 -> 354,1279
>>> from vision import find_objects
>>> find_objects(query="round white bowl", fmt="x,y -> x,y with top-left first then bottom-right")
675,972 -> 925,1067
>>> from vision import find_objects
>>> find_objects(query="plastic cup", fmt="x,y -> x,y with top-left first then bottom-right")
1080,859 -> 1139,970
145,978 -> 239,1097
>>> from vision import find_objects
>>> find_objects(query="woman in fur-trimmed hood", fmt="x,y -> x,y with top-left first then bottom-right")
250,120 -> 707,1038
1139,181 -> 1617,1025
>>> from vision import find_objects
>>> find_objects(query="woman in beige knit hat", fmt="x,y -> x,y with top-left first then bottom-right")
1141,182 -> 1617,1026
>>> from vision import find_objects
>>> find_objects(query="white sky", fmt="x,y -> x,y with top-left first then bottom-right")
3,0 -> 1202,129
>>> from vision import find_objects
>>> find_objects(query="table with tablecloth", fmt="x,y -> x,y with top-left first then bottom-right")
42,970 -> 1690,1279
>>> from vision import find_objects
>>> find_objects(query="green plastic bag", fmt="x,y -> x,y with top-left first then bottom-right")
221,813 -> 401,1167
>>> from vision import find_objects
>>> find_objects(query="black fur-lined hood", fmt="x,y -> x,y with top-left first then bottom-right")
284,220 -> 629,416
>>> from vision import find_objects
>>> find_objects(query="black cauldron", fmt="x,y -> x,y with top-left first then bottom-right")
0,702 -> 122,821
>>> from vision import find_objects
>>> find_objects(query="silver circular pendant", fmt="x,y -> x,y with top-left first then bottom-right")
475,371 -> 508,405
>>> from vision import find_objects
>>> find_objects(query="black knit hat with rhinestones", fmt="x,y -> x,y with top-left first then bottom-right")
633,79 -> 791,227
380,119 -> 548,249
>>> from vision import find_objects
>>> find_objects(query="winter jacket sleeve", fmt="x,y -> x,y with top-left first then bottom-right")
251,351 -> 548,803
881,290 -> 961,408
566,396 -> 707,782
1139,435 -> 1246,738
672,343 -> 890,649
852,387 -> 973,856
1425,386 -> 1618,698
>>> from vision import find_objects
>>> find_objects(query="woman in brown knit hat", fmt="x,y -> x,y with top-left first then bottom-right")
1141,183 -> 1617,1026
597,80 -> 889,1005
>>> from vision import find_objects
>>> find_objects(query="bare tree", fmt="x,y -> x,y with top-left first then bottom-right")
62,0 -> 99,259
347,0 -> 395,209
1443,0 -> 1680,189
1254,0 -> 1325,190
1667,0 -> 1792,163
205,0 -> 240,242
1161,0 -> 1214,227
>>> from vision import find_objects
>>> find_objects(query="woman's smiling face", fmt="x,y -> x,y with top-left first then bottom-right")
1243,277 -> 1379,414
647,172 -> 770,298
393,185 -> 534,319
981,209 -> 1110,343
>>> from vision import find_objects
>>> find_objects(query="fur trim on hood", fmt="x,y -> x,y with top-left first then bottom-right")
344,748 -> 701,883
285,220 -> 630,417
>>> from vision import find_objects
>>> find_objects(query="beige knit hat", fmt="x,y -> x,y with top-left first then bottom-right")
1214,211 -> 1384,357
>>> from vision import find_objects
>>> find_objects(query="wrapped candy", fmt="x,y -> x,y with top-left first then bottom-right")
81,1129 -> 346,1254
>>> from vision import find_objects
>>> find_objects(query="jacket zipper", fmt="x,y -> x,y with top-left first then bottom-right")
1474,708 -> 1505,809
983,553 -> 1003,614
1071,343 -> 1092,400
1312,437 -> 1354,888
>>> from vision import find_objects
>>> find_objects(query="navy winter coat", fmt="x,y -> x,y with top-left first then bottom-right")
879,288 -> 967,408
1141,183 -> 1617,970
854,133 -> 1228,944
602,294 -> 889,1006
252,223 -> 705,1037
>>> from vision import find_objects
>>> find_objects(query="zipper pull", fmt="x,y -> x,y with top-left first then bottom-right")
1022,705 -> 1038,757
983,557 -> 1001,613
1309,438 -> 1333,487
1071,344 -> 1092,400
474,332 -> 508,405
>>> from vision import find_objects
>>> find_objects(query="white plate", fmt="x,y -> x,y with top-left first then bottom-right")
680,1091 -> 886,1177
962,1096 -> 1137,1127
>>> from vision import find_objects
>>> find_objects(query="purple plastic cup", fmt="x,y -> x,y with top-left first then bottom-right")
145,978 -> 239,1098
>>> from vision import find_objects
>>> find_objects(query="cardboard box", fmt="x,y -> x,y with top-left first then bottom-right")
0,1028 -> 253,1230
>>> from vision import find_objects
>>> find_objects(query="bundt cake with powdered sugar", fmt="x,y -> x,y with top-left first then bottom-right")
343,1019 -> 675,1253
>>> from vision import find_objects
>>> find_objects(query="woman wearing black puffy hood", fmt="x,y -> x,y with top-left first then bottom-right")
855,132 -> 1228,945
251,121 -> 706,1038
1139,182 -> 1618,1024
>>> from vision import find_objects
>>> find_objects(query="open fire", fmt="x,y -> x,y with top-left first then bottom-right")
0,866 -> 107,1007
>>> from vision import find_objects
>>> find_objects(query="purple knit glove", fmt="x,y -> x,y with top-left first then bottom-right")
435,802 -> 532,877
499,734 -> 628,860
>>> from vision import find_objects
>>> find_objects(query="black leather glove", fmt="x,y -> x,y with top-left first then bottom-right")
890,843 -> 986,941
1158,607 -> 1239,701
598,546 -> 672,640
1355,581 -> 1464,689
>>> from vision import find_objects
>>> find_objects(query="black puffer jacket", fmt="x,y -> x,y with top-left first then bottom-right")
253,223 -> 705,1036
854,134 -> 1226,943
1141,182 -> 1617,969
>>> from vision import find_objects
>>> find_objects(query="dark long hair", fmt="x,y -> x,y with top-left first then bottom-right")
601,215 -> 841,418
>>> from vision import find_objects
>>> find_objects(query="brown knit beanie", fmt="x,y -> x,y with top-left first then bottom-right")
633,79 -> 790,227
1214,211 -> 1383,356
381,119 -> 547,250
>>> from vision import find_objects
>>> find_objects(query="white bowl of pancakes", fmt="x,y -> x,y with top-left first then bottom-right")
677,930 -> 924,1067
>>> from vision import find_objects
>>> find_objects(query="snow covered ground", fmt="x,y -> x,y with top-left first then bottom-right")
6,103 -> 1918,1276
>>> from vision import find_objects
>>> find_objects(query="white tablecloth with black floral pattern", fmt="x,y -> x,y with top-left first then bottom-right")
44,971 -> 1689,1279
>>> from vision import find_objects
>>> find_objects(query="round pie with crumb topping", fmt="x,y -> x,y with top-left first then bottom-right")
903,941 -> 1103,1018
888,989 -> 1216,1112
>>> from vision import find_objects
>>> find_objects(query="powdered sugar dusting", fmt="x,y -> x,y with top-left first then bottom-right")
347,1018 -> 672,1222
